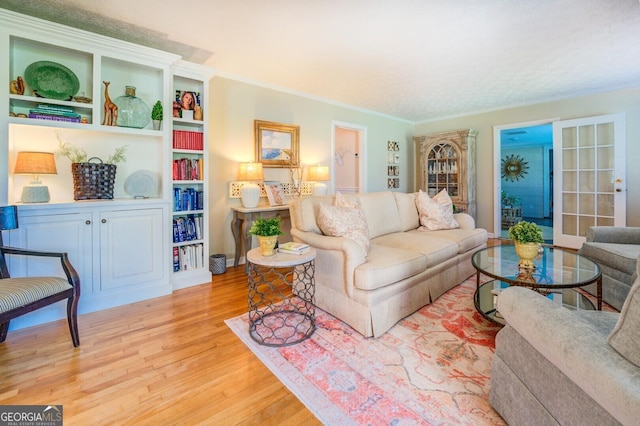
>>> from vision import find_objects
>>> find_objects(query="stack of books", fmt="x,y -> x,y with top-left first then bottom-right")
173,130 -> 204,150
29,104 -> 81,123
278,241 -> 310,255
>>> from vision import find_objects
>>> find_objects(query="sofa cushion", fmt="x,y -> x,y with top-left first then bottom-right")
372,232 -> 459,268
393,192 -> 420,231
318,198 -> 370,255
416,190 -> 459,231
354,244 -> 427,291
609,277 -> 640,367
579,242 -> 640,276
416,228 -> 488,254
358,191 -> 402,238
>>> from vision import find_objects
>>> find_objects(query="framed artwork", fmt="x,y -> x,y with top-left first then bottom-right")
254,120 -> 300,168
264,181 -> 286,206
174,90 -> 202,120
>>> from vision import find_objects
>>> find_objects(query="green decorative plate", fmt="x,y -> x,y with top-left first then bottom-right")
24,61 -> 80,100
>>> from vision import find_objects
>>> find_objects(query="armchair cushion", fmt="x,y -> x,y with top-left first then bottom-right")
0,277 -> 73,313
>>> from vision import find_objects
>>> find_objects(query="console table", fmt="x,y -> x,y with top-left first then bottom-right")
231,204 -> 291,272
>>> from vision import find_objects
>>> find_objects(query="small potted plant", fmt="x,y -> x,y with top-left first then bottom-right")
151,100 -> 163,130
249,216 -> 283,256
508,220 -> 544,269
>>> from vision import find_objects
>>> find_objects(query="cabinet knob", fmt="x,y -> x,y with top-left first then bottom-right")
101,219 -> 107,223
85,220 -> 91,225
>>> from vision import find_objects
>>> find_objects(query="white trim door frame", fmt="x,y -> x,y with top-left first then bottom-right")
493,118 -> 559,238
332,121 -> 367,194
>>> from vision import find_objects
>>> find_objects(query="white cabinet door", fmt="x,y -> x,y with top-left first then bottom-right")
7,211 -> 93,293
99,208 -> 165,291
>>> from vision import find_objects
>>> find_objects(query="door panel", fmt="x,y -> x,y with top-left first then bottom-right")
553,113 -> 625,248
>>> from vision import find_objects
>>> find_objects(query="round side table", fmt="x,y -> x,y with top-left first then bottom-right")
246,247 -> 316,346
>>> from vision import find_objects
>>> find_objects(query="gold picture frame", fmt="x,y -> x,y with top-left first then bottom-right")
254,120 -> 300,168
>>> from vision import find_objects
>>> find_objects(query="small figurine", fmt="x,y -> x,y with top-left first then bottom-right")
9,76 -> 25,95
102,81 -> 118,126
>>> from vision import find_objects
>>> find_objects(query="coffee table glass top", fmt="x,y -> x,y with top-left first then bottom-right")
472,244 -> 601,289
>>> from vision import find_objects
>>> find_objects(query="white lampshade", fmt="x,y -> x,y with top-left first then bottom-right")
14,151 -> 58,203
238,162 -> 264,208
308,165 -> 329,196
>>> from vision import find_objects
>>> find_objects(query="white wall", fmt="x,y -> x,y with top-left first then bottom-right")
414,87 -> 640,234
208,76 -> 414,257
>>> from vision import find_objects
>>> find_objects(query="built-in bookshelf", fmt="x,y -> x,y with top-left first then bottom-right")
0,9 -> 216,331
170,63 -> 215,289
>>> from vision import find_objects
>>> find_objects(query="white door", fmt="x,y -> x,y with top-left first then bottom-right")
553,113 -> 626,248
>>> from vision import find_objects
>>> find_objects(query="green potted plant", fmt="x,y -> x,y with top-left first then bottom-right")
508,220 -> 544,269
249,217 -> 283,256
151,100 -> 163,130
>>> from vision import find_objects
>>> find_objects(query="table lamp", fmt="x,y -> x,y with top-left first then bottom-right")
238,162 -> 264,208
307,165 -> 329,196
14,151 -> 58,203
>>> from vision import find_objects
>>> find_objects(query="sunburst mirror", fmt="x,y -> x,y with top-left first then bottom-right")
501,154 -> 529,181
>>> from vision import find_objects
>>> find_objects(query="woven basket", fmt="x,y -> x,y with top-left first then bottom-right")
71,157 -> 117,200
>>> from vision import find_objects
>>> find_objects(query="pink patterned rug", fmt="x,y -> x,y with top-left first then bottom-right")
225,276 -> 506,425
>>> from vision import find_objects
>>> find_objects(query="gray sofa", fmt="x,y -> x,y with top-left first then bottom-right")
490,270 -> 640,425
578,226 -> 640,310
289,191 -> 488,337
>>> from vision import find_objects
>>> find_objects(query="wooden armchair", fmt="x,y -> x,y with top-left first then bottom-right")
0,206 -> 81,347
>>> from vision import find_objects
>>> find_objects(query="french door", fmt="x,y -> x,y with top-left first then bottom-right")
553,113 -> 626,248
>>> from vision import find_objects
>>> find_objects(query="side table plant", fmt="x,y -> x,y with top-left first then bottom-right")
249,216 -> 283,256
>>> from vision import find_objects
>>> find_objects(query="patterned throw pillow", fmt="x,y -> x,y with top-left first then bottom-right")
415,189 -> 459,231
317,192 -> 370,255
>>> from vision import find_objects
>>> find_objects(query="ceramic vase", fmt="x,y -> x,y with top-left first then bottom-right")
257,235 -> 278,256
515,242 -> 540,269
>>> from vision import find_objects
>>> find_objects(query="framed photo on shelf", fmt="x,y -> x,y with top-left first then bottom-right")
254,120 -> 300,168
174,90 -> 202,120
264,181 -> 286,206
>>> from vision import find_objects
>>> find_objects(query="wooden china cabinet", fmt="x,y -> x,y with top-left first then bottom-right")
414,129 -> 478,219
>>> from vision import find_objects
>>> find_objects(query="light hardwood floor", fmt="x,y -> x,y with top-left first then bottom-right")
0,265 -> 320,425
0,239 -> 504,425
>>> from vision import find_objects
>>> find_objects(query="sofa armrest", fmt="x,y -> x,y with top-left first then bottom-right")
453,212 -> 475,229
586,226 -> 640,244
497,286 -> 640,425
290,228 -> 366,297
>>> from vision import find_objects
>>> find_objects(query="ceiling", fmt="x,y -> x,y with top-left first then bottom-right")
3,0 -> 640,123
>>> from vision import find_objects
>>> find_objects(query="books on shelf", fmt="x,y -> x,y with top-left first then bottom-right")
173,243 -> 204,272
172,214 -> 204,243
28,104 -> 82,123
173,130 -> 203,150
173,157 -> 203,181
173,187 -> 204,212
278,241 -> 310,255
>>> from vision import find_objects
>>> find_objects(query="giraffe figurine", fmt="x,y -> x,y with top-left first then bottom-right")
102,81 -> 118,126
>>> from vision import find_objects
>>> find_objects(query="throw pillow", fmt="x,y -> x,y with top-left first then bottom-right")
415,189 -> 459,231
608,278 -> 640,367
317,193 -> 370,255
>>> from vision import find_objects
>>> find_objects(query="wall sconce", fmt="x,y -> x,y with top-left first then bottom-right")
14,151 -> 58,203
307,165 -> 329,196
237,162 -> 264,208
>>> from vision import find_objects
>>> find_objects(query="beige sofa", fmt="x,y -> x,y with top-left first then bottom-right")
289,191 -> 488,337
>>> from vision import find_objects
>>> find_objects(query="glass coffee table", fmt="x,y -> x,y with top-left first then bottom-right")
472,244 -> 602,324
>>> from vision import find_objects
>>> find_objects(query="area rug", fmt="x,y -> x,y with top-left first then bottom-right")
225,277 -> 506,425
